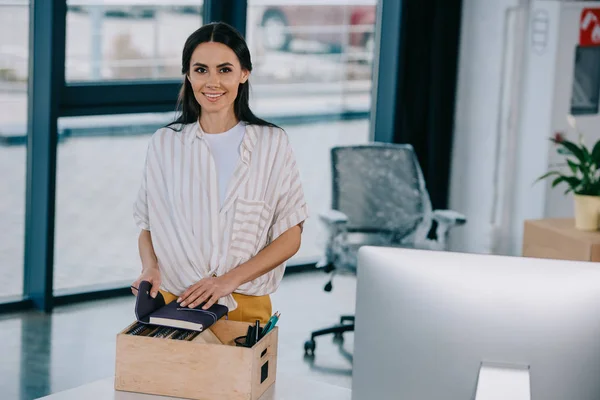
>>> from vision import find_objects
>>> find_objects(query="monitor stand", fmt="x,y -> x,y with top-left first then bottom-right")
474,362 -> 531,400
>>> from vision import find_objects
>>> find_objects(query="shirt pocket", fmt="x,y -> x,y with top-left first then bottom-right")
230,198 -> 273,260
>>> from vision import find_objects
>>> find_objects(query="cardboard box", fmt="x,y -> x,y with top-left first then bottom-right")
114,319 -> 278,400
522,218 -> 600,262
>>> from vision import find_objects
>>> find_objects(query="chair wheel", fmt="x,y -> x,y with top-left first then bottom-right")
324,281 -> 333,292
304,339 -> 316,355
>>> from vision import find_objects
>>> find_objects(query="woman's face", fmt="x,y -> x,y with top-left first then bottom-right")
187,41 -> 249,116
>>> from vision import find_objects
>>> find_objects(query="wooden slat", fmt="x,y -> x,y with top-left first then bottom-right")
115,332 -> 253,399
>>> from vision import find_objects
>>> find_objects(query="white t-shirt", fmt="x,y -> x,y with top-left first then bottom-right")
203,121 -> 246,207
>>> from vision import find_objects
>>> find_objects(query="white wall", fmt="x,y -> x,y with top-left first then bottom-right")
449,0 -> 527,254
545,2 -> 600,219
450,0 -> 600,256
508,1 -> 563,255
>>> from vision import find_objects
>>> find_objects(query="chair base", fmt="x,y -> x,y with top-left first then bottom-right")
304,315 -> 355,356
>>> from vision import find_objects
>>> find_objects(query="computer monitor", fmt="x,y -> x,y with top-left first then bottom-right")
352,246 -> 600,400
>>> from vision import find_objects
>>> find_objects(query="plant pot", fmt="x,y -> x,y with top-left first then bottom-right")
574,194 -> 600,231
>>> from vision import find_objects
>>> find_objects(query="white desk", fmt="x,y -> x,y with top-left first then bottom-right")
36,373 -> 351,400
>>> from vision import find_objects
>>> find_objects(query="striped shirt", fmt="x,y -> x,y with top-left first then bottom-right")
133,121 -> 309,311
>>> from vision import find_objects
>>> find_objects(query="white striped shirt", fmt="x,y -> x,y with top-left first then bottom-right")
133,121 -> 309,310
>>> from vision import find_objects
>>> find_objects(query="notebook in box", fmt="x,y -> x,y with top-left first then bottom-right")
135,280 -> 228,332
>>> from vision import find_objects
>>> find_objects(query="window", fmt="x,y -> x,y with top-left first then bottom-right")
53,1 -> 204,293
0,318 -> 22,399
51,0 -> 378,292
65,1 -> 203,82
0,0 -> 29,300
246,0 -> 377,263
52,113 -> 176,293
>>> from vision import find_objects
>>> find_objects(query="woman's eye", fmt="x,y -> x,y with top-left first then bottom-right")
220,68 -> 231,73
195,67 -> 206,73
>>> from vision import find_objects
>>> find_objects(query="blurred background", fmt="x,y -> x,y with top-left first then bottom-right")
0,0 -> 377,298
3,0 -> 600,399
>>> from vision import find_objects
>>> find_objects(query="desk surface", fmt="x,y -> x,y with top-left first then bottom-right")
36,373 -> 352,400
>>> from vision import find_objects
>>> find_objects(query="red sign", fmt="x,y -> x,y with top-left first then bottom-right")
580,8 -> 600,46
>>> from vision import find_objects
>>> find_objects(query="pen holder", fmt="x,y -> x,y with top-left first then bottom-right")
235,335 -> 249,347
234,327 -> 265,348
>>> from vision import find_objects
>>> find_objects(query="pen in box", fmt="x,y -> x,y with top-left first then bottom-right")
244,325 -> 252,347
254,320 -> 260,345
261,311 -> 280,337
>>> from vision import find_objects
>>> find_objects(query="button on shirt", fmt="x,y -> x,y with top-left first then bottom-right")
133,122 -> 309,311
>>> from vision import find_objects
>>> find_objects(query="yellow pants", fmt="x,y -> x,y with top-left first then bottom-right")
159,290 -> 272,324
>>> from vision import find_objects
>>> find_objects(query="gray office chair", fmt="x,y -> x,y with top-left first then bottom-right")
304,143 -> 466,356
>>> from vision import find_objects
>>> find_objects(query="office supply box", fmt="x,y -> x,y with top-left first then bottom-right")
114,319 -> 278,400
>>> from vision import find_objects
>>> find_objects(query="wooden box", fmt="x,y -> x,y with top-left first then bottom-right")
522,218 -> 600,262
114,319 -> 278,400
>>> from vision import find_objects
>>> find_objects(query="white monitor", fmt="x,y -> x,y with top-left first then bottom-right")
352,246 -> 600,400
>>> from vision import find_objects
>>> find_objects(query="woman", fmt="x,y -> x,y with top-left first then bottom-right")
131,22 -> 308,324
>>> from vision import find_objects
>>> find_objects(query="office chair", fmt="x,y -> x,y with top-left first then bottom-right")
304,143 -> 467,356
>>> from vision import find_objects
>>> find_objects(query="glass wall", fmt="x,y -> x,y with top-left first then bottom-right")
65,1 -> 203,81
53,0 -> 205,293
53,114 -> 171,292
0,0 -> 29,299
0,318 -> 22,399
53,0 -> 378,292
246,0 -> 377,263
0,0 -> 379,297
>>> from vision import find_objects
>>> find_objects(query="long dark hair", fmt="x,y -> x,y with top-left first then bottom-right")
167,22 -> 278,131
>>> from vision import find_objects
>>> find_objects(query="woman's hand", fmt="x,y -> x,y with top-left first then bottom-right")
178,275 -> 238,309
131,264 -> 162,298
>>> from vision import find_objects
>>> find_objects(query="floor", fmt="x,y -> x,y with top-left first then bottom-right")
0,271 -> 357,400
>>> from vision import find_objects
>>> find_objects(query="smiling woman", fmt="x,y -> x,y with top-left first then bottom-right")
166,22 -> 277,133
131,22 -> 309,325
188,43 -> 249,126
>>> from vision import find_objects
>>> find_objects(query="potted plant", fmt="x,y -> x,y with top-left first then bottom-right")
536,122 -> 600,231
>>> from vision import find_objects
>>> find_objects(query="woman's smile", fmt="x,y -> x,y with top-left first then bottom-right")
203,91 -> 225,102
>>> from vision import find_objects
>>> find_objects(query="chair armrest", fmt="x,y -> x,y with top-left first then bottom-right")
319,209 -> 349,225
433,209 -> 467,227
316,209 -> 350,270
